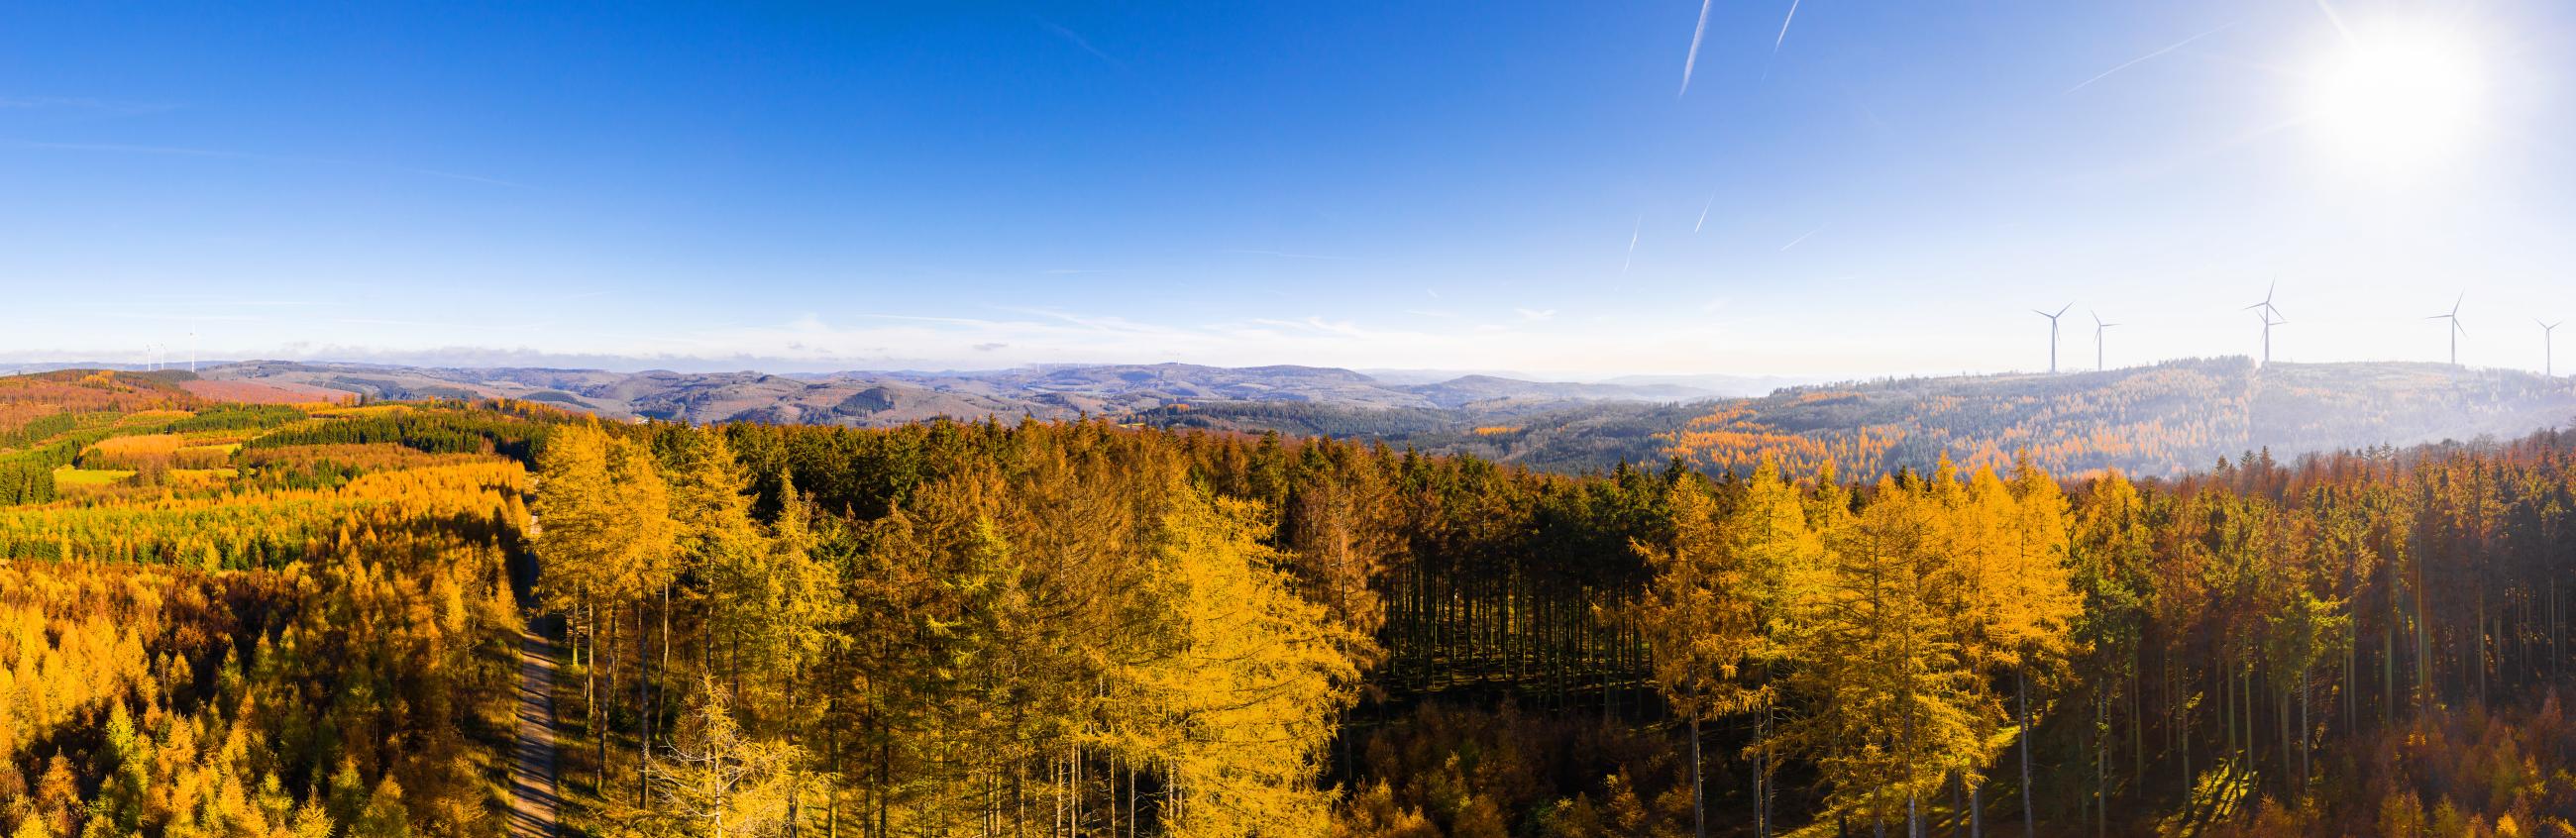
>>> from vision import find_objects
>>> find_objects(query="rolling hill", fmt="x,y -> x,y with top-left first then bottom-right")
182,360 -> 1717,425
154,357 -> 2576,478
1208,358 -> 2574,478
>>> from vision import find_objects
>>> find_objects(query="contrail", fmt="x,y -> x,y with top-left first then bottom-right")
1762,0 -> 1803,80
1036,17 -> 1125,68
2065,22 -> 2235,94
1694,194 -> 1713,233
1679,0 -> 1715,96
1772,0 -> 1802,52
2314,0 -> 2355,44
1621,214 -> 1643,276
1778,223 -> 1825,252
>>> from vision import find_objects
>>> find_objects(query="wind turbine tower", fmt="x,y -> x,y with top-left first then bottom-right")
2092,310 -> 2118,371
2542,319 -> 2561,376
2034,303 -> 2072,373
2428,294 -> 2467,366
2244,282 -> 2285,366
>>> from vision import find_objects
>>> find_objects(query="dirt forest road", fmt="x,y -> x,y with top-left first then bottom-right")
508,626 -> 563,838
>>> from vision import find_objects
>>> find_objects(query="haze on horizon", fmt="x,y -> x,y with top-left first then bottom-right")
6,1 -> 2575,379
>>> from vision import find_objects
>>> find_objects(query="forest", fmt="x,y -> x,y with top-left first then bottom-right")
7,367 -> 2576,836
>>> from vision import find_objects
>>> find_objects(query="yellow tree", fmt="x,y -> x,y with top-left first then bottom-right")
532,423 -> 677,801
1636,477 -> 1739,838
1997,457 -> 2081,838
1637,461 -> 1816,838
1137,484 -> 1360,838
1939,456 -> 2085,838
1790,474 -> 2000,835
653,677 -> 803,838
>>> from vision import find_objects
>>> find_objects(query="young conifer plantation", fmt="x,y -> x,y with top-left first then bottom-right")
12,367 -> 2576,837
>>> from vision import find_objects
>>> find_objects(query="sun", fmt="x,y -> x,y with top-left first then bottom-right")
2303,19 -> 2485,171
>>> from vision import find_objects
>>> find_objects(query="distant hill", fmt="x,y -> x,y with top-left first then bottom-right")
158,357 -> 2576,477
182,360 -> 1715,426
1141,358 -> 2576,477
1653,358 -> 2576,477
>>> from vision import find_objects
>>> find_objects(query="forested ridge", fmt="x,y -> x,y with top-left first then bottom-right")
9,368 -> 2576,836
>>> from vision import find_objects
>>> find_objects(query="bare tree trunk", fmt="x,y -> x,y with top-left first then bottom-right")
596,605 -> 610,793
638,599 -> 651,807
2018,665 -> 2035,838
2095,689 -> 2106,838
1689,714 -> 1706,838
1970,781 -> 1983,838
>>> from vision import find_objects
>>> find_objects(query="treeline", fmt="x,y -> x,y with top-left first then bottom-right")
245,406 -> 547,462
0,462 -> 525,569
16,385 -> 2576,836
0,414 -> 203,506
0,371 -> 196,443
535,420 -> 1364,837
1664,358 -> 2576,481
549,416 -> 2576,836
0,480 -> 528,838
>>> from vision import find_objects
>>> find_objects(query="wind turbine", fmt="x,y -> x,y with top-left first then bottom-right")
2092,310 -> 2118,371
2427,294 -> 2466,366
2034,303 -> 2073,373
2245,282 -> 2285,366
188,331 -> 197,373
2541,319 -> 2561,376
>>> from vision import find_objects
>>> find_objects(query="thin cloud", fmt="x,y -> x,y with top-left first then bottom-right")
1515,308 -> 1557,322
10,141 -> 526,187
1218,249 -> 1353,262
1679,0 -> 1716,96
1621,214 -> 1642,276
1245,316 -> 1365,337
2065,22 -> 2236,95
1035,18 -> 1125,68
0,96 -> 175,116
2314,0 -> 2355,44
1779,223 -> 1826,252
1772,0 -> 1803,52
1762,0 -> 1803,80
100,312 -> 265,323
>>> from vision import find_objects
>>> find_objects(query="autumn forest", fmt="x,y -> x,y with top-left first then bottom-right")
5,368 -> 2576,838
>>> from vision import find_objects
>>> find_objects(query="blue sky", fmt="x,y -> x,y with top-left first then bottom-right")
5,1 -> 2575,378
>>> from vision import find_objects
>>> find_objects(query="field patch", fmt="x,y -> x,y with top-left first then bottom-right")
181,378 -> 348,405
52,467 -> 134,487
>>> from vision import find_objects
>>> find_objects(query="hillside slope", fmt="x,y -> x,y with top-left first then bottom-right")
172,358 -> 2576,478
189,360 -> 1714,425
1142,358 -> 2576,477
1661,358 -> 2576,477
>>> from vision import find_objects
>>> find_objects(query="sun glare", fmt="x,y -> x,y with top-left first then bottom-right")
2305,19 -> 2485,172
